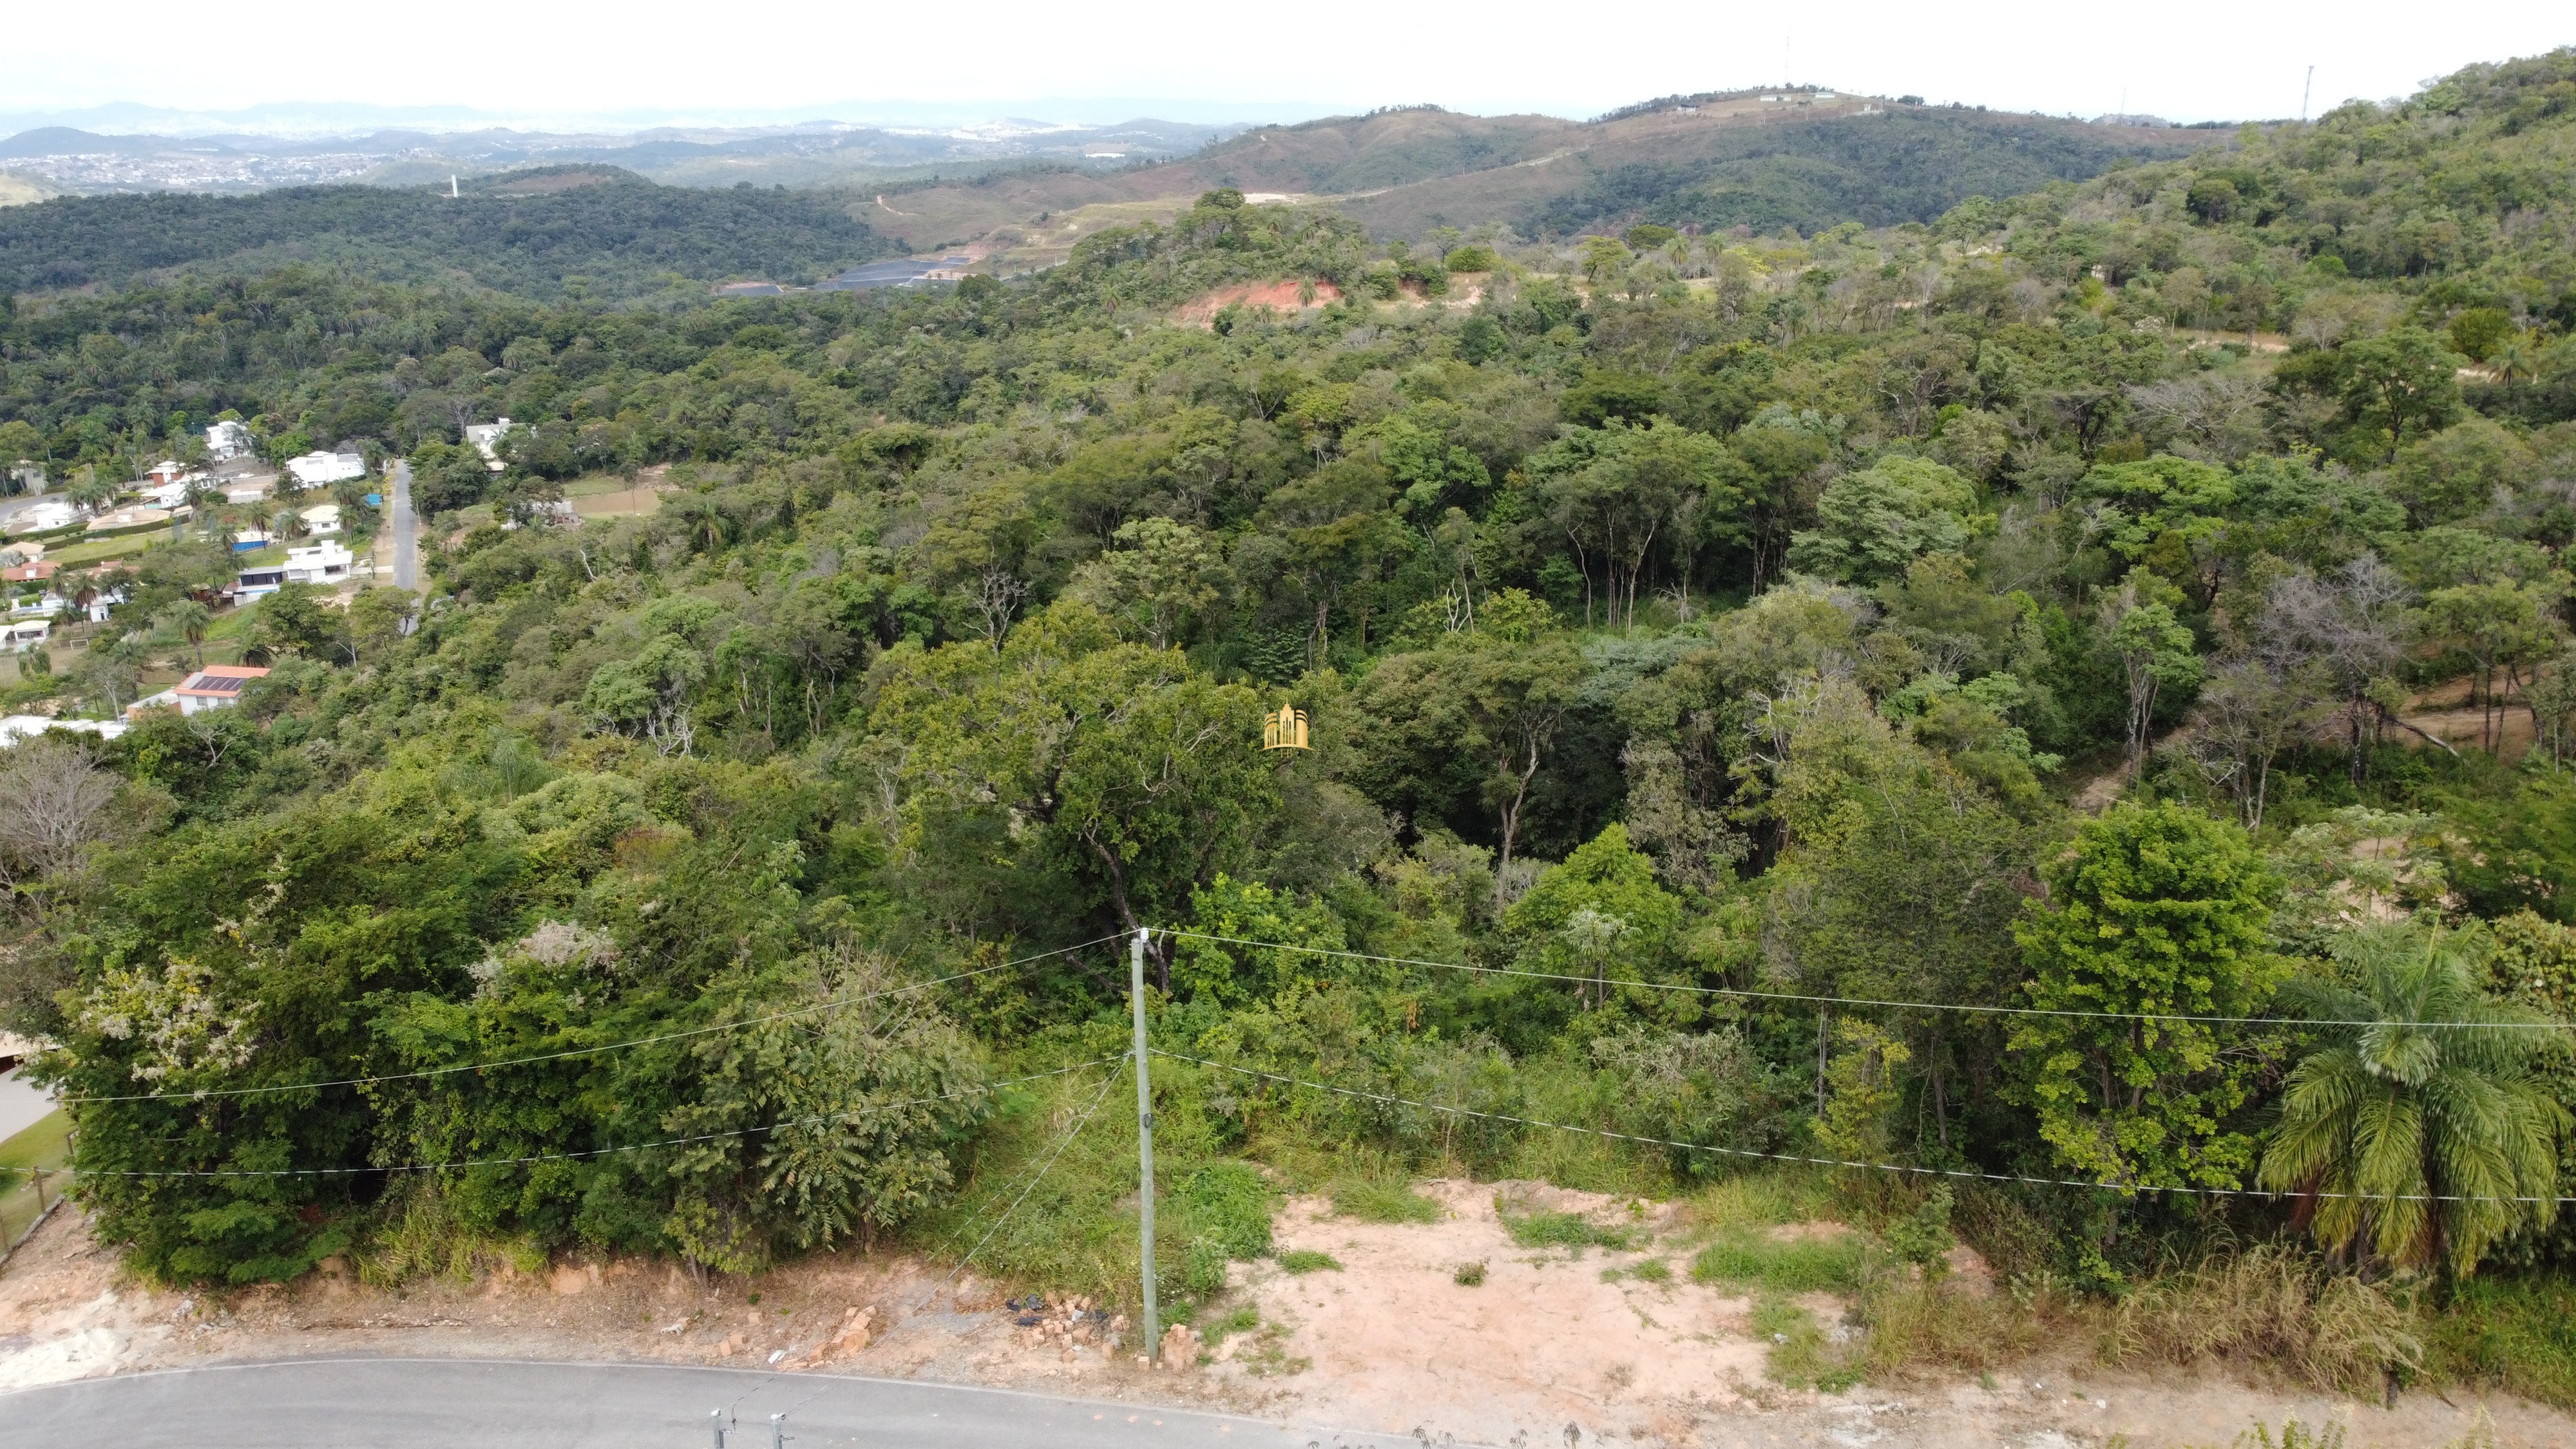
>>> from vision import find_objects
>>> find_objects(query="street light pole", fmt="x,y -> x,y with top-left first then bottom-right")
1130,927 -> 1159,1363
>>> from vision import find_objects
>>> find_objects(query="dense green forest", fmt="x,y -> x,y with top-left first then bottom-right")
8,47 -> 2576,1400
0,167 -> 892,300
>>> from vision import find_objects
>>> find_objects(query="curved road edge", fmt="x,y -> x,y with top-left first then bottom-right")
0,1354 -> 1435,1448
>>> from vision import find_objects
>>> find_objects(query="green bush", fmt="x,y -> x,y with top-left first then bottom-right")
1179,1161 -> 1275,1258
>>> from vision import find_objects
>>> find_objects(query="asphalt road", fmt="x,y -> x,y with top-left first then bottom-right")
388,459 -> 417,591
1,1358 -> 1394,1448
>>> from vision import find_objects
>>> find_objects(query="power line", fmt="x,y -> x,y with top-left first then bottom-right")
65,1056 -> 1121,1180
64,934 -> 1123,1105
1165,929 -> 2569,1032
1151,1048 -> 2576,1208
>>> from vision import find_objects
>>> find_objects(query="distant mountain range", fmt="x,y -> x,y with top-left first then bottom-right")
0,117 -> 1255,196
0,86 -> 2242,286
0,97 -> 1322,139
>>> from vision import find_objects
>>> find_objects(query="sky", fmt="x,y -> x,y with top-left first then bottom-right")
7,0 -> 2571,131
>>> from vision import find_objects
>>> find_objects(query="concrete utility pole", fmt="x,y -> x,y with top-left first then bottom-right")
709,1408 -> 726,1448
2302,66 -> 2315,123
1131,928 -> 1159,1362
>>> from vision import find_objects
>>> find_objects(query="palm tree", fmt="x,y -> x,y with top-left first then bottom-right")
156,600 -> 211,669
2260,925 -> 2570,1278
66,468 -> 119,516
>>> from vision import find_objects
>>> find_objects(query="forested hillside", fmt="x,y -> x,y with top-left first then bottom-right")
8,48 -> 2576,1401
837,96 -> 2218,259
0,167 -> 892,299
1345,102 -> 2224,240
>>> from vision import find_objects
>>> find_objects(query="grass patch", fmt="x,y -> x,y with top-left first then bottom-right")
1275,1249 -> 1341,1274
0,1107 -> 70,1245
2106,1244 -> 2421,1398
1328,1173 -> 1443,1224
2423,1271 -> 2576,1408
1236,1320 -> 1310,1377
1627,1256 -> 1671,1283
1453,1260 -> 1485,1285
1751,1296 -> 1861,1391
1853,1274 -> 2060,1379
1201,1304 -> 1260,1341
1690,1227 -> 1867,1294
1685,1167 -> 1838,1229
1499,1206 -> 1641,1253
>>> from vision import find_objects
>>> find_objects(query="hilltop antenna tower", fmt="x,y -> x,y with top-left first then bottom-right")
449,174 -> 460,198
2301,66 -> 2314,122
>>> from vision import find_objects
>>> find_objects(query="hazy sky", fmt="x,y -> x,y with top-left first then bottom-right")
11,0 -> 2571,126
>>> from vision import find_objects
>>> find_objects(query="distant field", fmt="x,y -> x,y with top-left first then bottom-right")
0,170 -> 55,207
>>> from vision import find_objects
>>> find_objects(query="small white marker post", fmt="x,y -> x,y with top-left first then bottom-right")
1131,927 -> 1159,1363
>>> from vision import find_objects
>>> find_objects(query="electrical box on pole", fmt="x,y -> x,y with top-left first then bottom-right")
1131,928 -> 1159,1362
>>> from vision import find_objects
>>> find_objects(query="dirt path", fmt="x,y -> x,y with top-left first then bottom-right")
3,1199 -> 2564,1448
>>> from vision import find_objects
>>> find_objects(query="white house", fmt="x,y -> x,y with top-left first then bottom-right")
286,450 -> 366,488
36,585 -> 126,623
284,540 -> 354,585
205,420 -> 253,460
169,665 -> 269,715
238,540 -> 352,597
140,478 -> 195,508
15,499 -> 81,533
463,419 -> 513,472
0,620 -> 48,652
300,502 -> 341,536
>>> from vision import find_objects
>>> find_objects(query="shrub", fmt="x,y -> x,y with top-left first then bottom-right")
1179,1161 -> 1275,1258
1454,1260 -> 1487,1285
2104,1245 -> 2421,1397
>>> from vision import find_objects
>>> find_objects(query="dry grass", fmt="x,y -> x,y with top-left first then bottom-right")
2105,1244 -> 2423,1396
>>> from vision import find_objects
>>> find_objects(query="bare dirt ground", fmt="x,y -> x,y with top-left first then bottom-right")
1174,279 -> 1346,327
4,1190 -> 2569,1448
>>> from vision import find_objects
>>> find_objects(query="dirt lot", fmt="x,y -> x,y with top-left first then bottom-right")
3,1188 -> 2568,1448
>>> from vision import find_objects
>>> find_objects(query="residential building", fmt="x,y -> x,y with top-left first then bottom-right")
238,540 -> 352,597
3,559 -> 58,587
284,540 -> 354,585
15,499 -> 81,533
144,459 -> 189,486
205,419 -> 253,459
463,419 -> 513,472
171,665 -> 269,715
1,620 -> 48,652
286,450 -> 366,488
300,502 -> 342,535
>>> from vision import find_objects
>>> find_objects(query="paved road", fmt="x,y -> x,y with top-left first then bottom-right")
1,1358 -> 1395,1448
387,459 -> 417,591
0,1066 -> 53,1142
